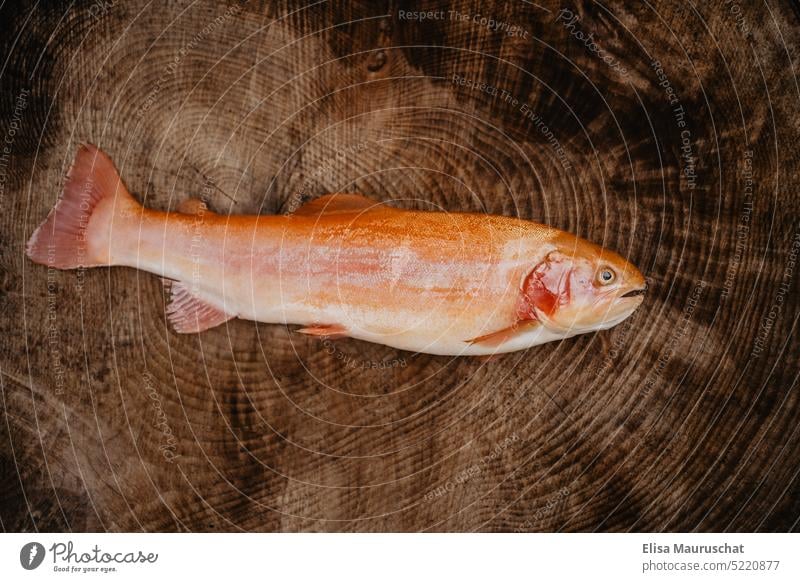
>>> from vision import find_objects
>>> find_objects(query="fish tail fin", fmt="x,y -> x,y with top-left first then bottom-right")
26,143 -> 139,269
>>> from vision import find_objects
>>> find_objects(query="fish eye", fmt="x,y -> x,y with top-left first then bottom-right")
597,267 -> 616,285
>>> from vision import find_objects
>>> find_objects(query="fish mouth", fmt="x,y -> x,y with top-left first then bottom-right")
619,286 -> 647,299
597,285 -> 646,328
536,281 -> 647,334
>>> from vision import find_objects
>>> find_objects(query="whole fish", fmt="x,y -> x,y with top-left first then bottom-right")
26,144 -> 646,356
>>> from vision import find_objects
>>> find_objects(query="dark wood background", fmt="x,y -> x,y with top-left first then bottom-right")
1,0 -> 798,532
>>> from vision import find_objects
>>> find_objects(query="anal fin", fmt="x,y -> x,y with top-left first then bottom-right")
163,280 -> 234,333
465,320 -> 540,348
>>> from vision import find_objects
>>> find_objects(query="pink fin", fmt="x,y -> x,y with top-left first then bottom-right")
296,324 -> 349,339
26,143 -> 135,269
176,198 -> 210,215
292,193 -> 382,216
465,320 -> 540,348
163,280 -> 234,333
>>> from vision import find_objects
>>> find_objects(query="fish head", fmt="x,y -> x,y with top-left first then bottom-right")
519,237 -> 646,335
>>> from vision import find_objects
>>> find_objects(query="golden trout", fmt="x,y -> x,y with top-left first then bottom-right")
27,144 -> 646,356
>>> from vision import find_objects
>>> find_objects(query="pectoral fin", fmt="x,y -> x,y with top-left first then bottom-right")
465,320 -> 541,348
296,323 -> 349,339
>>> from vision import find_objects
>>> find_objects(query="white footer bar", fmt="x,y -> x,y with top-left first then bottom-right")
2,533 -> 798,581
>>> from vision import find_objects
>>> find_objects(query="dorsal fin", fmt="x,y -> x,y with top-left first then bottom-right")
292,193 -> 382,216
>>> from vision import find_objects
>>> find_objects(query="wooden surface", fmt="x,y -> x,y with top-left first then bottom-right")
1,0 -> 799,532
